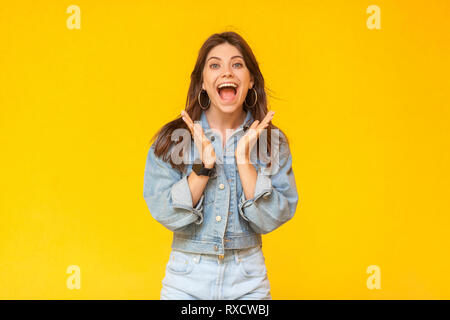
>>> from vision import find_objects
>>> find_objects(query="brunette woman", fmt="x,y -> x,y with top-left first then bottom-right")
144,31 -> 299,300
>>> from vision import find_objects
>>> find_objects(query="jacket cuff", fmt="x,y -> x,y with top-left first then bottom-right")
238,171 -> 272,221
171,175 -> 204,225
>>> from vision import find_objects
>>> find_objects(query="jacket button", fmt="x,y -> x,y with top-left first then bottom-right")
213,245 -> 218,251
219,183 -> 225,190
216,215 -> 222,222
211,136 -> 215,141
228,212 -> 232,215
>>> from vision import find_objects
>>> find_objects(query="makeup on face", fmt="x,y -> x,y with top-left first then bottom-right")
202,43 -> 253,111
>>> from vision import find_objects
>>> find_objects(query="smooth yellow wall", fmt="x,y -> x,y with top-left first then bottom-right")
1,0 -> 449,299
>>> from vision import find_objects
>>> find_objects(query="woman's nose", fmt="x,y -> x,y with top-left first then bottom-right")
222,72 -> 233,79
222,66 -> 233,77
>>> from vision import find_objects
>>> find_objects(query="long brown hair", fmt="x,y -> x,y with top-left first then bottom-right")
149,31 -> 289,173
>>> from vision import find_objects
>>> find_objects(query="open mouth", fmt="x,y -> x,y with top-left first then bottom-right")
216,82 -> 238,103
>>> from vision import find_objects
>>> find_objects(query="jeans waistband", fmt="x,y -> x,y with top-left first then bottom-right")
184,244 -> 262,264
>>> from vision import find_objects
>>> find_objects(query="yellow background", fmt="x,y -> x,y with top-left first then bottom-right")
1,0 -> 449,299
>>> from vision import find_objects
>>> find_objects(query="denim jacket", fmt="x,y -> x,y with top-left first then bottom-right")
143,110 -> 299,255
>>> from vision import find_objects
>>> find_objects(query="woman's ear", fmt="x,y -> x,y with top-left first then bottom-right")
250,76 -> 255,89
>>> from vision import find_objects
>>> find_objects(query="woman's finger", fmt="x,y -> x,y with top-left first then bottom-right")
193,122 -> 204,137
181,115 -> 190,128
182,111 -> 204,141
181,116 -> 193,134
195,123 -> 210,149
183,111 -> 206,141
257,111 -> 275,129
181,110 -> 194,126
249,120 -> 260,130
253,111 -> 274,140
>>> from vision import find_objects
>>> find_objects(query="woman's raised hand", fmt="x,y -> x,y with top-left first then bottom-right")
181,110 -> 216,169
235,111 -> 275,164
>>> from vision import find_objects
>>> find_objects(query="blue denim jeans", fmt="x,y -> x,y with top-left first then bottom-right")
160,244 -> 272,300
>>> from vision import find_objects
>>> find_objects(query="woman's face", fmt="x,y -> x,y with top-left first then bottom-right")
202,42 -> 254,114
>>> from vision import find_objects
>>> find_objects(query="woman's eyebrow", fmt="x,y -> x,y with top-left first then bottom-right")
207,55 -> 244,62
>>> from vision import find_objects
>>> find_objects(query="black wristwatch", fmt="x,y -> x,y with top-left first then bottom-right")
192,161 -> 215,177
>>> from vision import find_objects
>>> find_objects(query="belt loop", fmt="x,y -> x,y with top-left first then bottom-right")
193,253 -> 202,264
234,249 -> 241,264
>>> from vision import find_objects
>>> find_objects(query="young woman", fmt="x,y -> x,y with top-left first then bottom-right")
143,31 -> 299,300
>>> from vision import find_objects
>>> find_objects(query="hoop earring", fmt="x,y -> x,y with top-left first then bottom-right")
244,87 -> 258,108
198,89 -> 210,110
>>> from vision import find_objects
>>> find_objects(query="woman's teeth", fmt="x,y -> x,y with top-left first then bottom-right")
217,82 -> 238,89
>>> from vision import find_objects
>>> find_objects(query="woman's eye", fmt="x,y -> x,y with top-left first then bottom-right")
233,62 -> 243,68
210,63 -> 219,69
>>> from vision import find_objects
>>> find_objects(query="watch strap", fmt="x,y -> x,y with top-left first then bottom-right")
193,162 -> 214,176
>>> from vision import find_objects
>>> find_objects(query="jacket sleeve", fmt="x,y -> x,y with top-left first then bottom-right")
143,144 -> 204,232
238,139 -> 299,234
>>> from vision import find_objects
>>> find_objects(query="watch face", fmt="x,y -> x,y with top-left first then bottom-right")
193,162 -> 212,176
192,163 -> 203,174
